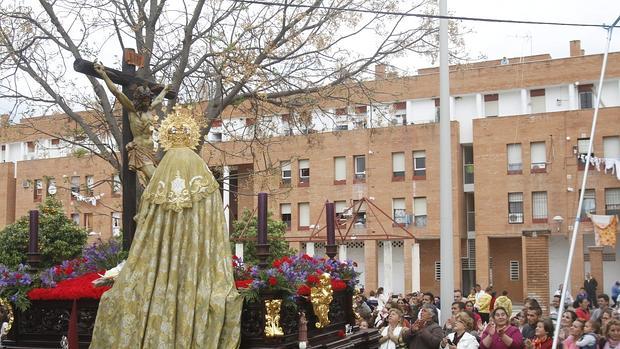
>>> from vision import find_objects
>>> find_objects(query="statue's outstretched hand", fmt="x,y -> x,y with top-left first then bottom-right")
93,62 -> 105,75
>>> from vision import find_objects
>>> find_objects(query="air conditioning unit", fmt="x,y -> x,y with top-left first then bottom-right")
22,180 -> 30,188
508,214 -> 522,223
532,163 -> 547,170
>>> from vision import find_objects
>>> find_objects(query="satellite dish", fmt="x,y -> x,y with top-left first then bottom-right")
47,185 -> 57,195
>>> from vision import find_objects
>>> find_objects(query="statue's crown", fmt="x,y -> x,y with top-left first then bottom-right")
158,106 -> 201,151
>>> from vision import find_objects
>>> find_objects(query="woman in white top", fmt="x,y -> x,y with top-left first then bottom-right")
441,312 -> 480,349
379,308 -> 406,349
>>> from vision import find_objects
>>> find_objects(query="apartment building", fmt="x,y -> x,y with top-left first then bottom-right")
0,40 -> 619,310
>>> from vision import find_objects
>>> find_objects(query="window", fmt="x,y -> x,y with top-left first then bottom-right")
112,212 -> 121,237
434,261 -> 441,281
484,94 -> 499,117
463,145 -> 474,185
605,188 -> 620,216
299,159 -> 310,185
392,198 -> 406,225
26,141 -> 35,153
335,201 -> 347,225
112,174 -> 121,194
280,203 -> 292,229
84,213 -> 93,231
71,213 -> 80,225
532,191 -> 548,222
51,138 -> 60,146
578,84 -> 593,109
578,138 -> 594,170
352,200 -> 367,225
334,157 -> 346,184
507,143 -> 522,172
580,189 -> 596,220
530,142 -> 546,172
47,178 -> 56,196
298,202 -> 310,229
281,161 -> 292,185
33,179 -> 43,201
603,136 -> 620,159
530,89 -> 546,113
354,155 -> 365,181
392,152 -> 405,179
413,151 -> 426,178
71,176 -> 80,194
508,192 -> 524,224
86,175 -> 95,194
393,102 -> 407,125
509,260 -> 520,281
414,197 -> 427,227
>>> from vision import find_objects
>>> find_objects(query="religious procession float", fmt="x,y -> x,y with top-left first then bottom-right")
0,198 -> 379,349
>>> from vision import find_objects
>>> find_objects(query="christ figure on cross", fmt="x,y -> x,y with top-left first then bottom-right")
93,62 -> 170,183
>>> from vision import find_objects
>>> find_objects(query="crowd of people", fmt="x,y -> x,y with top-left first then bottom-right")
353,283 -> 620,349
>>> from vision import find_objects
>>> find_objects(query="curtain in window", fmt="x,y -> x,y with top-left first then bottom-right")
334,157 -> 346,180
392,152 -> 405,173
298,203 -> 310,226
507,144 -> 522,169
530,142 -> 546,164
603,136 -> 620,158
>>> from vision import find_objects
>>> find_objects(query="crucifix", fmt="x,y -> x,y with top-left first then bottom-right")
73,48 -> 176,251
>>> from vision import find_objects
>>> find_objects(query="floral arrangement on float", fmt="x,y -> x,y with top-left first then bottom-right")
232,253 -> 360,301
0,239 -> 124,311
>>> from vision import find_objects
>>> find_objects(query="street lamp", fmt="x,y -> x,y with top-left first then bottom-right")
553,215 -> 564,233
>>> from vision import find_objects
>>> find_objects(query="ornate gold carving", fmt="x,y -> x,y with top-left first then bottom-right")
158,106 -> 201,150
0,297 -> 14,338
311,273 -> 333,328
264,299 -> 284,337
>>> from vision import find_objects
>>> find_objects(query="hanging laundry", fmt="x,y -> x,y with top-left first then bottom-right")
589,214 -> 618,248
577,154 -> 620,181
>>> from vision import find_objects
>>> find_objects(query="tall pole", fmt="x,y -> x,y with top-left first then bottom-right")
439,0 -> 454,325
121,48 -> 137,251
551,16 -> 619,349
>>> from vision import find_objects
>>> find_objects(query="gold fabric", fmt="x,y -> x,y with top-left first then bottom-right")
90,147 -> 242,349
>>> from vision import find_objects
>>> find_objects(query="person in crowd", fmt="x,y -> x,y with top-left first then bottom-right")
467,287 -> 477,303
405,303 -> 444,349
435,296 -> 442,310
421,292 -> 441,323
465,300 -> 483,331
409,293 -> 421,322
480,307 -> 523,349
511,311 -> 525,331
494,291 -> 513,318
564,319 -> 586,349
601,308 -> 615,334
556,283 -> 575,309
550,295 -> 562,325
396,298 -> 412,327
490,290 -> 498,312
377,287 -> 390,311
441,312 -> 479,349
592,294 -> 611,321
575,320 -> 600,349
522,306 -> 542,340
476,287 -> 493,324
355,294 -> 373,322
359,320 -> 370,330
367,290 -> 380,311
524,297 -> 541,312
444,302 -> 466,334
584,273 -> 598,309
558,310 -> 578,343
454,289 -> 464,303
475,284 -> 485,304
611,282 -> 620,308
378,308 -> 406,349
575,298 -> 591,321
600,319 -> 620,349
575,288 -> 589,308
375,301 -> 394,328
524,319 -> 554,349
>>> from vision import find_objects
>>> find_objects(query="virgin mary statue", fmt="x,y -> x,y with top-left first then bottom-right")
90,107 -> 242,348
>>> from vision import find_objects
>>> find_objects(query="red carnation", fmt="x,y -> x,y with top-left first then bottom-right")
331,280 -> 347,291
268,276 -> 277,286
64,266 -> 74,275
54,267 -> 62,276
315,269 -> 323,275
14,273 -> 22,280
307,274 -> 319,285
297,285 -> 311,296
232,255 -> 239,260
235,279 -> 253,289
272,259 -> 282,268
337,329 -> 345,338
302,254 -> 314,261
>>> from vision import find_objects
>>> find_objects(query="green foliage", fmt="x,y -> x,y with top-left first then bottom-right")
0,196 -> 88,268
230,208 -> 296,265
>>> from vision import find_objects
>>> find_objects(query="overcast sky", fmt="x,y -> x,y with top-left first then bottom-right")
1,1 -> 619,116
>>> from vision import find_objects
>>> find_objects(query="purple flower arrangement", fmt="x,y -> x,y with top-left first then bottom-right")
0,264 -> 34,311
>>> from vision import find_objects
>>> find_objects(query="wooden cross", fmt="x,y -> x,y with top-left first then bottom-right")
73,48 -> 176,250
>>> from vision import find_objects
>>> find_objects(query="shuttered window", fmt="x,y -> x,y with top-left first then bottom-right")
603,136 -> 620,158
334,157 -> 346,181
392,152 -> 405,177
507,143 -> 522,171
530,142 -> 546,169
298,202 -> 310,227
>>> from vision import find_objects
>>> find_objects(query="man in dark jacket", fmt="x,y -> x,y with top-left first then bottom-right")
584,273 -> 598,308
405,303 -> 444,349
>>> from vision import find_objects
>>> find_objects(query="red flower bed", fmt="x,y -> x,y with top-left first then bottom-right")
28,272 -> 111,301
